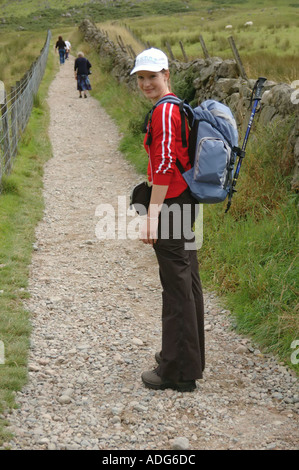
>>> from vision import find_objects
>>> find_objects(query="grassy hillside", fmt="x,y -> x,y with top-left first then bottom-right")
0,0 -> 298,80
119,2 -> 299,82
0,0 -> 199,31
0,30 -> 50,89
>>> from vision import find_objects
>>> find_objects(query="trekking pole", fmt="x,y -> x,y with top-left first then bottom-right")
225,76 -> 267,213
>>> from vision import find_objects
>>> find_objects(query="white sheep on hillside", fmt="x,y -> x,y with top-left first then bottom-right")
244,21 -> 253,26
225,25 -> 233,29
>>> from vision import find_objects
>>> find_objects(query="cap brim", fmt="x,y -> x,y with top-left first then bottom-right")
130,64 -> 165,75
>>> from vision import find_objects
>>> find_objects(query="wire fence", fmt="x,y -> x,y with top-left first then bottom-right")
0,30 -> 51,188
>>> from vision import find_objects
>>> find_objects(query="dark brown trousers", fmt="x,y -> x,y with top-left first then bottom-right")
153,189 -> 205,382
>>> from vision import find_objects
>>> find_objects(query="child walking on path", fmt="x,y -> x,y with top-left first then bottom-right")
130,48 -> 205,392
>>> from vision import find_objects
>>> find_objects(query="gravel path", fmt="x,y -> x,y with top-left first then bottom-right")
3,57 -> 299,451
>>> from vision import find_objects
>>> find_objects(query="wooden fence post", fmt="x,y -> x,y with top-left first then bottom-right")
228,36 -> 248,80
1,90 -> 12,172
19,76 -> 26,133
165,42 -> 175,61
14,81 -> 21,137
20,73 -> 29,132
116,37 -> 123,52
129,45 -> 136,58
126,45 -> 133,58
179,41 -> 188,62
10,85 -> 18,157
117,35 -> 126,52
199,35 -> 210,59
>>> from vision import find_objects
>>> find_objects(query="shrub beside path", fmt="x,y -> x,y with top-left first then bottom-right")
3,57 -> 298,450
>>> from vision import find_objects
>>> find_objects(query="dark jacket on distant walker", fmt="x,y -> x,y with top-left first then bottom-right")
74,57 -> 92,91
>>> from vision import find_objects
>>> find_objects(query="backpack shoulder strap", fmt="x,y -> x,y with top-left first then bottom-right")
145,96 -> 194,148
145,96 -> 181,146
155,95 -> 182,107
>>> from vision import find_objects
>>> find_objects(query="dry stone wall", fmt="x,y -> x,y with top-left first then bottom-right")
79,19 -> 299,190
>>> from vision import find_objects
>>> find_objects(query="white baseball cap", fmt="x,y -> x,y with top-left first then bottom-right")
130,48 -> 169,75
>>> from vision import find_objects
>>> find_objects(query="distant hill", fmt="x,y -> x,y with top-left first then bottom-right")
0,0 -> 200,31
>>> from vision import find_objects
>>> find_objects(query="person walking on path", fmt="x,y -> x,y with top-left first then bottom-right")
55,36 -> 66,65
74,51 -> 92,98
130,48 -> 205,392
65,40 -> 71,60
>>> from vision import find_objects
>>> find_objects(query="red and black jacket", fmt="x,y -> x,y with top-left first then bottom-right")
144,93 -> 191,199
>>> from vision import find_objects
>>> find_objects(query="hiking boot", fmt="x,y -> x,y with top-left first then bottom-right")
141,369 -> 196,392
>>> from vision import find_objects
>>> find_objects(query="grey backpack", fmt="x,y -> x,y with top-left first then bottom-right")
146,96 -> 239,205
146,78 -> 267,212
183,99 -> 239,204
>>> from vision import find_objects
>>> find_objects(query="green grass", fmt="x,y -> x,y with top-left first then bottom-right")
122,1 -> 299,82
0,45 -> 57,447
201,118 -> 299,368
0,0 -> 298,80
0,29 -> 51,89
201,199 -> 298,366
0,0 -> 198,31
